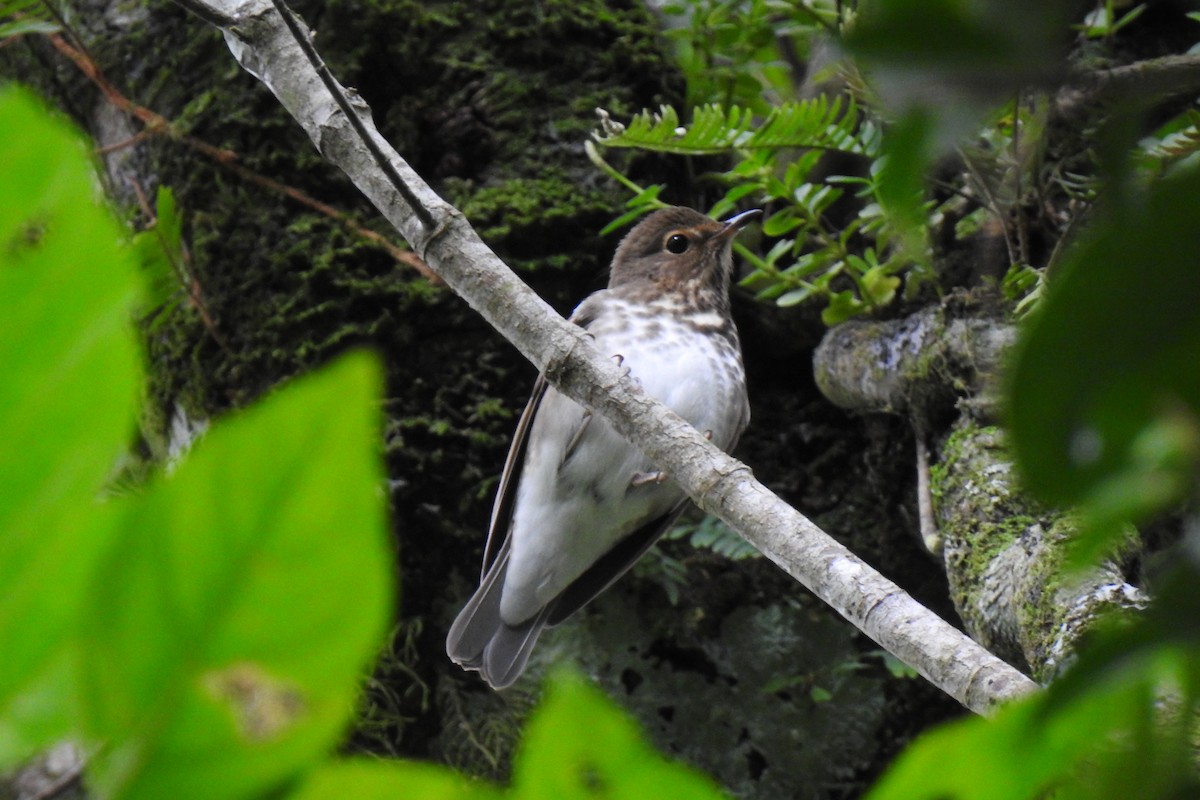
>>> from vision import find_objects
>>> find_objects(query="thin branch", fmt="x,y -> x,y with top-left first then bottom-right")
915,433 -> 940,556
1056,54 -> 1200,119
42,31 -> 438,282
171,0 -> 1039,714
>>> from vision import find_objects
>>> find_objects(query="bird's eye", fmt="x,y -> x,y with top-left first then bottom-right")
665,233 -> 690,254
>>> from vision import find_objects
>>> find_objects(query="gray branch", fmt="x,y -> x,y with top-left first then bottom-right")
175,0 -> 1038,713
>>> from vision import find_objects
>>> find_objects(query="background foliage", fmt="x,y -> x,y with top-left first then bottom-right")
4,0 -> 1200,797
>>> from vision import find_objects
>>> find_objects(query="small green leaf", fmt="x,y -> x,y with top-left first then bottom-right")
132,186 -> 186,314
0,18 -> 60,37
81,352 -> 393,800
776,286 -> 816,307
860,266 -> 900,307
592,99 -> 873,157
761,208 -> 803,237
810,686 -> 833,703
879,652 -> 919,680
821,290 -> 864,326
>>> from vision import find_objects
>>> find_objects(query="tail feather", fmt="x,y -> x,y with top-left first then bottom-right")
446,549 -> 551,689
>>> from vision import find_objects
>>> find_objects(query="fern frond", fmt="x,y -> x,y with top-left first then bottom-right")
1142,110 -> 1200,168
593,98 -> 876,157
0,0 -> 60,39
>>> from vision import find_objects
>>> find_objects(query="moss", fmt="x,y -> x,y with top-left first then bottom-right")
1015,514 -> 1075,682
934,421 -> 1044,663
2,0 -> 683,769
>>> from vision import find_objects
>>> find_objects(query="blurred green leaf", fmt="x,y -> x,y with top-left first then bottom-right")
289,759 -> 502,800
0,86 -> 138,764
874,111 -> 933,258
872,548 -> 1200,800
1008,162 -> 1200,519
0,18 -> 59,37
80,352 -> 393,800
847,0 -> 1068,104
809,686 -> 833,703
513,670 -> 727,799
0,1 -> 59,39
867,664 -> 1147,800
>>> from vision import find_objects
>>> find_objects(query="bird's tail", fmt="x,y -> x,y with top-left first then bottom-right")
446,549 -> 551,689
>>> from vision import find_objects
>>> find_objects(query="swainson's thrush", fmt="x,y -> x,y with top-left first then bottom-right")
446,206 -> 758,688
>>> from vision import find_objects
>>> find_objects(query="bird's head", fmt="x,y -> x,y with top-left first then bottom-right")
608,206 -> 760,306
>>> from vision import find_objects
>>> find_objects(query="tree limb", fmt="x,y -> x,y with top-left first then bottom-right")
172,0 -> 1038,713
813,300 -> 1148,681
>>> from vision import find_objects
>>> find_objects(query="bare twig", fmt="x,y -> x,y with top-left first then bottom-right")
41,30 -> 438,282
915,433 -> 941,556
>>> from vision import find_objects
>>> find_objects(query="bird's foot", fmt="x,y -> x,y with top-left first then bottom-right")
611,353 -> 632,379
630,470 -> 668,487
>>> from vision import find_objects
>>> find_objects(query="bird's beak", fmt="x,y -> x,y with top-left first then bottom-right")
716,208 -> 762,241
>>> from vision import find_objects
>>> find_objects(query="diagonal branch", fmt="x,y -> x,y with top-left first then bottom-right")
171,0 -> 1038,714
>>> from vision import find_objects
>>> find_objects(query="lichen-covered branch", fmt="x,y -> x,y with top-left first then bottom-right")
936,419 -> 1147,681
173,0 -> 1037,713
813,299 -> 1013,423
1058,53 -> 1200,120
814,301 -> 1147,682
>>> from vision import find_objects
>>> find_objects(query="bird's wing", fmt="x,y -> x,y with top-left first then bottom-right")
546,498 -> 690,626
480,298 -> 604,576
480,373 -> 548,578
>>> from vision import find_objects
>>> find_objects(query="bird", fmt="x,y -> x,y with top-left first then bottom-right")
446,206 -> 759,689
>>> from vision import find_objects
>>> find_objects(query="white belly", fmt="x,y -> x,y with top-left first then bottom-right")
500,295 -> 746,624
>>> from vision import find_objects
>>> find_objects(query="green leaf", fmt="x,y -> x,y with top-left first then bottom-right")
80,352 -> 393,800
821,290 -> 864,326
761,208 -> 803,237
132,186 -> 186,316
288,759 -> 503,800
878,652 -> 919,680
1008,162 -> 1200,513
776,286 -> 816,307
0,87 -> 139,763
860,265 -> 901,307
513,670 -> 727,799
